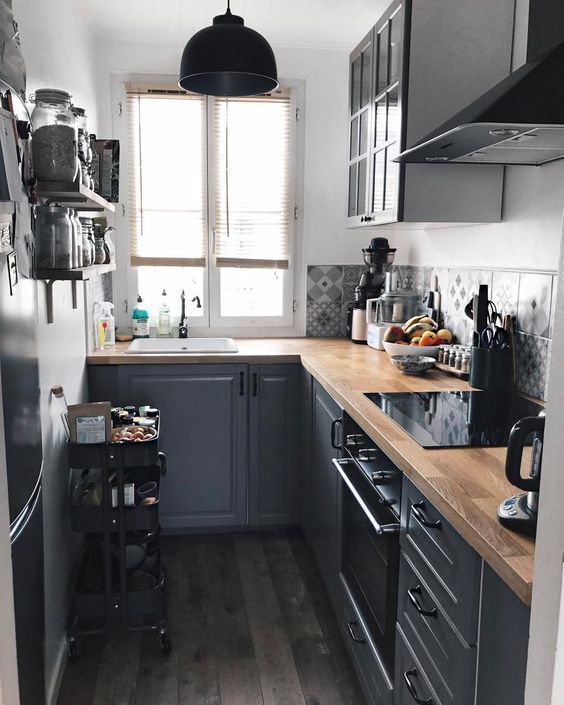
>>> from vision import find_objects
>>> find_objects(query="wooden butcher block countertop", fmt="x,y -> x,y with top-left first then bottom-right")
88,338 -> 535,604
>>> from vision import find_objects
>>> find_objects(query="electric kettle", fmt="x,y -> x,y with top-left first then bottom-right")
498,411 -> 545,537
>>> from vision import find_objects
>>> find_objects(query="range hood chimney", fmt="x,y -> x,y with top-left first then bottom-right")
396,4 -> 564,167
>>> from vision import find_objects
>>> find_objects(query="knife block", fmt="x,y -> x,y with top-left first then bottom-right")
469,346 -> 513,391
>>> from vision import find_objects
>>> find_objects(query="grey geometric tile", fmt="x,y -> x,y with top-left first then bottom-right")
341,302 -> 352,336
307,265 -> 343,302
343,264 -> 364,285
306,301 -> 342,337
447,269 -> 471,316
343,284 -> 357,304
444,314 -> 470,345
517,272 -> 553,338
394,265 -> 431,294
515,332 -> 549,401
468,269 -> 493,298
492,271 -> 520,318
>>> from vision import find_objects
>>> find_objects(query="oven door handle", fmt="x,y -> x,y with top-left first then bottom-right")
332,458 -> 400,536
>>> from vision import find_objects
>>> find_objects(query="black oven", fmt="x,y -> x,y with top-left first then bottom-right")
333,413 -> 401,676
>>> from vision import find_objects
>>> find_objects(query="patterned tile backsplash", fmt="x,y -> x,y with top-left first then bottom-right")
306,263 -> 558,401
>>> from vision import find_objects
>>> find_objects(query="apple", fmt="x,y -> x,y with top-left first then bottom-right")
383,325 -> 405,343
436,328 -> 453,344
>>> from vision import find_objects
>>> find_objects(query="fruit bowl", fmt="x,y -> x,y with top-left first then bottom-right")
383,342 -> 441,358
390,355 -> 436,375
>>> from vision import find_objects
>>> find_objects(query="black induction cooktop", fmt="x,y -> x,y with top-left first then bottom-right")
365,391 -> 543,448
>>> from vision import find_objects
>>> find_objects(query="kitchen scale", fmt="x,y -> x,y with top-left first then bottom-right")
365,390 -> 543,448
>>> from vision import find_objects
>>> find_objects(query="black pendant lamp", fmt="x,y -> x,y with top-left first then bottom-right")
179,1 -> 279,97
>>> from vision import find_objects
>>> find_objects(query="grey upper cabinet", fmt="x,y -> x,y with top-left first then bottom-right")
248,364 -> 300,526
310,380 -> 343,605
347,0 -> 515,226
117,364 -> 248,530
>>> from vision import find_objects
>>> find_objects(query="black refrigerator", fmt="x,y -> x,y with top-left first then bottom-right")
0,88 -> 45,704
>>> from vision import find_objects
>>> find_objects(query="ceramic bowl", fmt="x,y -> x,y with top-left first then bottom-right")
390,355 -> 436,375
383,341 -> 441,358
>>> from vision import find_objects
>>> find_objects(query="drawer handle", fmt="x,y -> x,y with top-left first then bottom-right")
347,620 -> 365,644
411,502 -> 442,529
407,586 -> 437,618
331,418 -> 343,450
404,669 -> 433,705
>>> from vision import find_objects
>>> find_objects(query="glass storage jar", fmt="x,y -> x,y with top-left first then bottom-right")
35,205 -> 73,270
93,230 -> 107,264
79,217 -> 95,267
31,89 -> 79,183
70,210 -> 82,269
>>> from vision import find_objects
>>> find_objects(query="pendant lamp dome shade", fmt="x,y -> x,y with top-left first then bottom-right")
179,4 -> 279,97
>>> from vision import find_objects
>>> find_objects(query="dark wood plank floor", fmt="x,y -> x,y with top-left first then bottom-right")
56,530 -> 366,705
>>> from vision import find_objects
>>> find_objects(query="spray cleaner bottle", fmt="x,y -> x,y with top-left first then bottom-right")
94,302 -> 115,350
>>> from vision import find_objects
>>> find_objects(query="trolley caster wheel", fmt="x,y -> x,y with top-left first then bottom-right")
68,638 -> 80,662
159,631 -> 172,655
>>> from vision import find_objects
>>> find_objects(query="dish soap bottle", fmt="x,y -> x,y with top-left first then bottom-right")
94,302 -> 115,350
157,289 -> 172,338
132,295 -> 150,339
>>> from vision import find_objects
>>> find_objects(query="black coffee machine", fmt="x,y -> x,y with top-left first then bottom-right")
347,237 -> 396,343
498,411 -> 545,537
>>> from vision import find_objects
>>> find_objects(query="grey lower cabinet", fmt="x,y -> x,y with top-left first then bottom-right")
309,380 -> 343,606
87,363 -> 300,531
248,364 -> 300,526
396,476 -> 530,705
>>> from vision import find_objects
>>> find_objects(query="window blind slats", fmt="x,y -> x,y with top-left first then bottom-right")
212,95 -> 292,269
127,91 -> 207,268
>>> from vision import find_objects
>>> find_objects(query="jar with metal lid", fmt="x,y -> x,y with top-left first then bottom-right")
93,230 -> 107,264
448,346 -> 458,367
79,217 -> 94,267
30,89 -> 79,183
71,106 -> 93,189
35,205 -> 73,269
461,353 -> 471,374
455,351 -> 463,370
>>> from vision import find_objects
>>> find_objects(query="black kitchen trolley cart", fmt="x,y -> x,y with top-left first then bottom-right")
66,412 -> 172,658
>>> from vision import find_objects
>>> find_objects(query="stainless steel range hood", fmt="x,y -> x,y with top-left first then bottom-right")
395,40 -> 564,166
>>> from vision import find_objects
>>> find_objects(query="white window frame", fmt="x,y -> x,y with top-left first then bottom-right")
110,73 -> 306,337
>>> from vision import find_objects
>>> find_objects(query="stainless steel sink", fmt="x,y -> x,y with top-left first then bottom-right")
125,338 -> 238,354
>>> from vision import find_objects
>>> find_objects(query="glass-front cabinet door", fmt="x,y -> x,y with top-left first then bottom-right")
370,1 -> 404,224
347,30 -> 373,226
347,0 -> 406,227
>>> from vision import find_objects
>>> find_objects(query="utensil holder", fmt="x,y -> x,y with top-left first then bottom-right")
469,346 -> 513,391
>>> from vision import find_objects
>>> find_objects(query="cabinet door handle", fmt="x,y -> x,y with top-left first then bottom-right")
239,371 -> 245,396
347,620 -> 365,644
404,669 -> 433,705
407,586 -> 437,618
330,418 -> 343,449
157,451 -> 168,477
411,501 -> 442,529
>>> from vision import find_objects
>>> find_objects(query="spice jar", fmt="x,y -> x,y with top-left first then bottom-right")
35,205 -> 73,270
30,89 -> 79,183
461,352 -> 471,374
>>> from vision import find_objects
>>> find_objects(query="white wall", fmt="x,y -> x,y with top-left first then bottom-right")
15,0 -> 99,127
378,161 -> 564,272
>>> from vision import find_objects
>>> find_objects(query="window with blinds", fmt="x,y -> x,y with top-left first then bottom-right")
212,93 -> 292,269
127,84 -> 207,267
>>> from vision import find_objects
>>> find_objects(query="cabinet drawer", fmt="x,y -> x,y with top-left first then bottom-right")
400,478 -> 481,644
395,623 -> 443,705
336,574 -> 393,705
398,552 -> 477,705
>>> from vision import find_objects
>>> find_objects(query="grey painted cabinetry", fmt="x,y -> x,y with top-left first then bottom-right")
299,368 -> 314,543
397,477 -> 530,705
248,364 -> 300,526
347,0 -> 515,226
88,363 -> 300,530
309,380 -> 343,605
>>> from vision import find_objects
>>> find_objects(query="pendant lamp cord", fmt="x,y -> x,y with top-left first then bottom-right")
226,0 -> 231,12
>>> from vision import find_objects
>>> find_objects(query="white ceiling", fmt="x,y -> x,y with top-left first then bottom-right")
82,0 -> 386,50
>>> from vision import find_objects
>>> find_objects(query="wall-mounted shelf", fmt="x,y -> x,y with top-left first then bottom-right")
36,181 -> 116,213
36,263 -> 116,323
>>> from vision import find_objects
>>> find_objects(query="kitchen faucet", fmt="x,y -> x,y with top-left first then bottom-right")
178,290 -> 202,338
